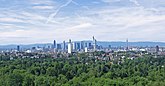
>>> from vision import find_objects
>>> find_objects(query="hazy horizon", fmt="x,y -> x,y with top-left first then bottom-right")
1,40 -> 165,46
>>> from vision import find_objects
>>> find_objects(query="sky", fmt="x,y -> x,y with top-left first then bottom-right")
0,0 -> 165,44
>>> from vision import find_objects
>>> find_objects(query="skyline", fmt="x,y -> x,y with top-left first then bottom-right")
0,0 -> 165,44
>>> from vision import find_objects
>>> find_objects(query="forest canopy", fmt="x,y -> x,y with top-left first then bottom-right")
0,56 -> 165,86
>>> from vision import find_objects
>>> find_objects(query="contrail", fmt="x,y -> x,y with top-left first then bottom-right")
46,0 -> 78,24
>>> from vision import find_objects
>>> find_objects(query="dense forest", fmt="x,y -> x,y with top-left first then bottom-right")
0,55 -> 165,86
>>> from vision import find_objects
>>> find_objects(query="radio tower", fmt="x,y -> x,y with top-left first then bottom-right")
126,38 -> 129,51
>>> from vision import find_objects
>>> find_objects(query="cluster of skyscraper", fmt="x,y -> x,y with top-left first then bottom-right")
53,36 -> 98,54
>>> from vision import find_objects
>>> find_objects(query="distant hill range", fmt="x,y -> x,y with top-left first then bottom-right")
97,41 -> 165,47
0,41 -> 165,50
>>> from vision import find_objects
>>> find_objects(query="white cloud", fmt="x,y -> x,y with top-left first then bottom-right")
29,0 -> 55,5
0,18 -> 24,23
70,23 -> 92,30
0,0 -> 165,44
102,0 -> 121,3
129,0 -> 140,6
32,6 -> 54,10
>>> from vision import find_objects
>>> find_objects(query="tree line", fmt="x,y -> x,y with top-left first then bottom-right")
0,55 -> 165,86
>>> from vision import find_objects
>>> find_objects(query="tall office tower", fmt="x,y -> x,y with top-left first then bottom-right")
66,45 -> 68,49
68,39 -> 72,54
57,44 -> 62,50
63,41 -> 66,51
126,39 -> 129,51
93,36 -> 97,51
89,42 -> 92,49
80,41 -> 84,50
17,45 -> 20,52
156,45 -> 159,53
53,40 -> 56,52
85,43 -> 88,47
76,42 -> 81,50
53,40 -> 56,49
72,42 -> 77,51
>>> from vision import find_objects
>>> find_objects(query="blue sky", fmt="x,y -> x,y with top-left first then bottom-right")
0,0 -> 165,44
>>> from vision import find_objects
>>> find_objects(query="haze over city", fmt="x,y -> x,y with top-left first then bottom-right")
0,0 -> 165,44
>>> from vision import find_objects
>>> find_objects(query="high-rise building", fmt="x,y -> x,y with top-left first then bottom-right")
85,43 -> 88,47
17,45 -> 20,52
80,41 -> 84,50
68,39 -> 72,54
63,41 -> 66,51
93,36 -> 97,51
156,45 -> 159,53
57,44 -> 62,50
89,42 -> 92,49
53,40 -> 56,49
76,42 -> 81,50
72,42 -> 77,51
